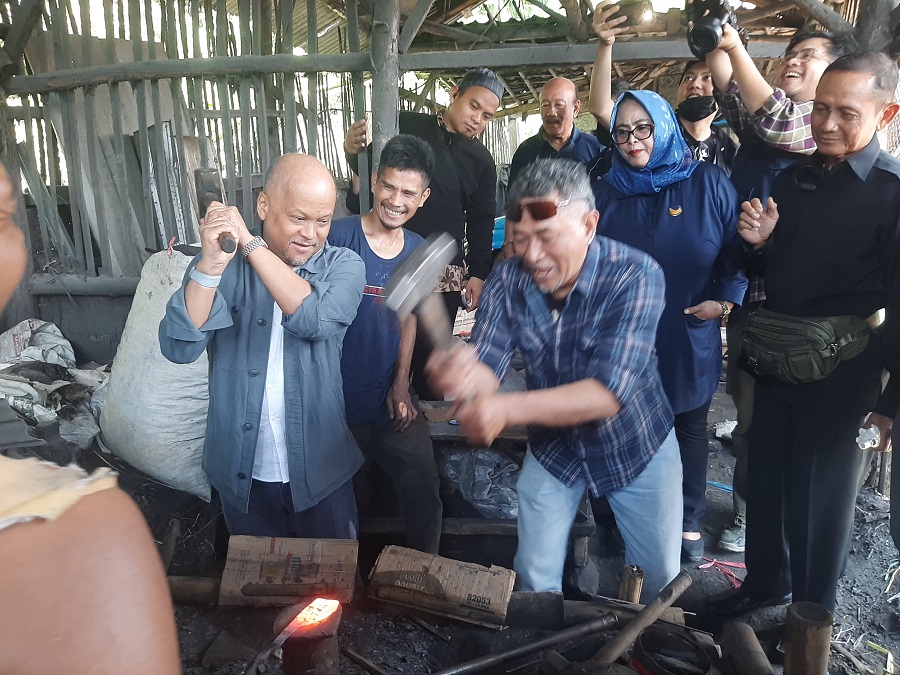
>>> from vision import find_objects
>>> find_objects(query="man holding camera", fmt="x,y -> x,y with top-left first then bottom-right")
703,19 -> 856,555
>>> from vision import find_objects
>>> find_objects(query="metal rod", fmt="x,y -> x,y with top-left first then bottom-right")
281,0 -> 297,152
306,0 -> 318,158
432,613 -> 617,675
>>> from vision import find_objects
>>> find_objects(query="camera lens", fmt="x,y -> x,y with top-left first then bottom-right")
688,18 -> 723,58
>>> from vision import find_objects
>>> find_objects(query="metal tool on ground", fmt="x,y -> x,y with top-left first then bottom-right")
432,612 -> 618,675
540,571 -> 693,673
242,598 -> 342,675
384,232 -> 458,350
194,167 -> 236,254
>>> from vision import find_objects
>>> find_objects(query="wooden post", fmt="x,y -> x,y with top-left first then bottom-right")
346,0 -> 370,213
791,0 -> 854,33
306,0 -> 319,159
370,0 -> 400,171
617,565 -> 644,604
784,601 -> 833,675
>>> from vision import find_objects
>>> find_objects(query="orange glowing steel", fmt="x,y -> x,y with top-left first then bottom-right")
290,598 -> 341,629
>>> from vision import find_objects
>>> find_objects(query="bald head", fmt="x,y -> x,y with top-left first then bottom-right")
539,78 -> 580,147
257,153 -> 337,266
263,153 -> 336,201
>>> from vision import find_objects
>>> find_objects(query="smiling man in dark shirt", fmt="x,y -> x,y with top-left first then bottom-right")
711,52 -> 900,616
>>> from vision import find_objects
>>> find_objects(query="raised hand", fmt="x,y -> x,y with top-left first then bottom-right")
738,197 -> 779,247
344,116 -> 369,155
593,1 -> 629,46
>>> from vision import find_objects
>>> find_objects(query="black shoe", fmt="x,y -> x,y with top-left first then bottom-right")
681,536 -> 704,562
708,587 -> 792,617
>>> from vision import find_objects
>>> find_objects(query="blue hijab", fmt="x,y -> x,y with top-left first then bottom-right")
603,90 -> 698,196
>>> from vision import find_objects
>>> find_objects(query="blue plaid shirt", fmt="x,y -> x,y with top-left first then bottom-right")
471,236 -> 674,497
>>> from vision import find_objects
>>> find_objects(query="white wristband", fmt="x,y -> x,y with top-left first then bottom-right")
189,268 -> 222,288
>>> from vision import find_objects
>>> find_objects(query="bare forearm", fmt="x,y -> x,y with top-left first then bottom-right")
396,315 -> 417,384
729,46 -> 774,113
184,282 -> 217,329
246,248 -> 313,314
502,379 -> 620,428
706,50 -> 734,92
589,44 -> 615,128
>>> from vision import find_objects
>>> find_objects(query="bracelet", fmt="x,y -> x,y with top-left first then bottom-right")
719,301 -> 732,319
241,235 -> 269,258
189,268 -> 222,288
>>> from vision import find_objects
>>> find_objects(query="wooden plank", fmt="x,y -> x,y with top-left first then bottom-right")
0,0 -> 43,77
130,0 -> 156,248
306,0 -> 318,158
398,39 -> 788,70
5,52 -> 372,95
281,0 -> 297,152
346,0 -> 369,212
189,0 -> 209,166
398,0 -> 436,53
104,0 -> 132,242
239,0 -> 254,226
164,0 -> 195,237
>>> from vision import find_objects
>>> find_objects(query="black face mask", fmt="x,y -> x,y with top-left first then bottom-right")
676,95 -> 718,122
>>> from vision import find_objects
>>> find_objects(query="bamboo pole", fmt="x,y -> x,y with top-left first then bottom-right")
784,602 -> 833,675
370,0 -> 400,169
306,0 -> 318,158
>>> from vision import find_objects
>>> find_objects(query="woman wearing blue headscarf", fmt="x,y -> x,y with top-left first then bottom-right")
589,4 -> 746,562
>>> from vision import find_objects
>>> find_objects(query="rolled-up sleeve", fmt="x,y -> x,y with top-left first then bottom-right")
158,260 -> 234,364
282,249 -> 365,341
751,89 -> 816,154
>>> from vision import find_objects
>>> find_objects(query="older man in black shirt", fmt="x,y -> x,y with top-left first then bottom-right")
345,69 -> 500,399
711,52 -> 900,616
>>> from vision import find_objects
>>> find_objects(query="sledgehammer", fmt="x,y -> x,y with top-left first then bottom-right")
384,232 -> 458,350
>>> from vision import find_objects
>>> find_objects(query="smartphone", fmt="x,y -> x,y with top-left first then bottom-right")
609,1 -> 654,27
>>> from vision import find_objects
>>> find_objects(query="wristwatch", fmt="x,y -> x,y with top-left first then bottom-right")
719,301 -> 732,319
241,235 -> 268,258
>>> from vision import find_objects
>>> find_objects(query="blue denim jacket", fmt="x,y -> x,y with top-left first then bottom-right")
159,243 -> 366,513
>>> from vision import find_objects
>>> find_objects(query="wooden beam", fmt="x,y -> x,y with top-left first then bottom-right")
519,71 -> 540,101
418,19 -> 492,44
409,72 -> 437,112
739,2 -> 798,23
792,0 -> 854,32
371,0 -> 400,169
398,0 -> 435,54
399,38 -> 788,70
4,53 -> 373,95
0,0 -> 43,78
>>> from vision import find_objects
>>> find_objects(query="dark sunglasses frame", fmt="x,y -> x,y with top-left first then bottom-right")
506,198 -> 571,222
613,123 -> 655,145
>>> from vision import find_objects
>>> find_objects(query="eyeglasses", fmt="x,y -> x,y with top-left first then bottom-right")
782,47 -> 828,64
506,198 -> 571,222
613,123 -> 654,145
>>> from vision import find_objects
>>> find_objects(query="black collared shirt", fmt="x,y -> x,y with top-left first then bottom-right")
759,135 -> 900,414
508,126 -> 605,188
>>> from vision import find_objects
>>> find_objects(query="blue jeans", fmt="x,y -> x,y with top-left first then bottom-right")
514,430 -> 682,601
220,479 -> 358,539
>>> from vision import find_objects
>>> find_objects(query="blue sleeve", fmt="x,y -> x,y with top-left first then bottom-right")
158,255 -> 235,364
586,255 -> 667,405
282,248 -> 366,342
709,168 -> 749,306
470,261 -> 518,380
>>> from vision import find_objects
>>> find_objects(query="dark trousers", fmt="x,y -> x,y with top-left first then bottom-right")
743,386 -> 870,612
410,291 -> 460,401
351,401 -> 443,553
220,479 -> 358,539
675,400 -> 713,532
725,304 -> 756,521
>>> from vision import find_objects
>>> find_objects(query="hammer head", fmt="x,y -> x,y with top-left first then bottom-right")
385,232 -> 458,319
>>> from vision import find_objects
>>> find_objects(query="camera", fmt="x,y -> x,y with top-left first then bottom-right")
685,0 -> 741,59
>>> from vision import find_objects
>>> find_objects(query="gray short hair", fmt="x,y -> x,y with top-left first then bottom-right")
505,158 -> 595,214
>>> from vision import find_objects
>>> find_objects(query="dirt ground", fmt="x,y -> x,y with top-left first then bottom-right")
15,382 -> 898,674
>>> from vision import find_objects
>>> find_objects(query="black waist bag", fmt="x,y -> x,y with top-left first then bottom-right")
741,308 -> 872,385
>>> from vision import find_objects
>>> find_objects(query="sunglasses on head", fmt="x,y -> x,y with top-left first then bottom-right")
506,198 -> 571,222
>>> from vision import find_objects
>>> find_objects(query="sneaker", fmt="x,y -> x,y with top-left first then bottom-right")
718,516 -> 746,553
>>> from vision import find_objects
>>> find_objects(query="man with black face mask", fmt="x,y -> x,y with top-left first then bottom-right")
676,61 -> 737,177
